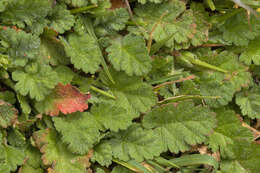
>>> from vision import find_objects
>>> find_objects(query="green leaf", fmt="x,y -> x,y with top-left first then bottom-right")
53,112 -> 101,154
137,0 -> 166,4
17,94 -> 31,115
62,0 -> 89,7
0,100 -> 18,128
0,0 -> 52,34
101,69 -> 157,116
12,63 -> 59,101
134,0 -> 208,49
18,164 -> 44,173
240,36 -> 260,65
220,141 -> 260,173
106,34 -> 152,76
0,0 -> 8,12
61,33 -> 102,74
95,8 -> 129,32
49,4 -> 75,34
90,103 -> 133,132
0,28 -> 40,66
7,129 -> 26,147
142,101 -> 216,153
23,145 -> 43,169
219,10 -> 260,46
109,124 -> 162,162
92,141 -> 112,166
39,37 -> 70,66
0,91 -> 16,104
236,86 -> 260,119
208,108 -> 253,158
196,51 -> 252,107
0,145 -> 25,173
0,54 -> 10,70
54,66 -> 75,85
33,128 -> 92,173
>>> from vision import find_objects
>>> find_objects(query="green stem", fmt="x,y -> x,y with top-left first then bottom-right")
154,157 -> 180,169
191,58 -> 228,73
206,0 -> 216,11
90,86 -> 116,99
112,159 -> 142,173
70,4 -> 98,14
83,17 -> 115,84
158,95 -> 221,104
180,52 -> 228,73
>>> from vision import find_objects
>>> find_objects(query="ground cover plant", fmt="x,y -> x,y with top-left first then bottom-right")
0,0 -> 260,172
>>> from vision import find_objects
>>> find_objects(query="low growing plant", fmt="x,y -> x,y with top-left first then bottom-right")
0,0 -> 259,172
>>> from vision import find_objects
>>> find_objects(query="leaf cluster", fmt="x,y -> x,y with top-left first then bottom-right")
0,0 -> 259,173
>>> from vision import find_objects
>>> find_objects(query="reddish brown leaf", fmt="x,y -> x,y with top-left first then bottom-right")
36,83 -> 91,116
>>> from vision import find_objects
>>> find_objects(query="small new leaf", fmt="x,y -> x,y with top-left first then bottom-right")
12,64 -> 59,101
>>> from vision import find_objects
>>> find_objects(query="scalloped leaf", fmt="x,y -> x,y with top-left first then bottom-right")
48,4 -> 75,34
33,128 -> 93,173
107,34 -> 152,76
91,141 -> 112,166
101,69 -> 157,116
36,83 -> 90,116
207,108 -> 253,158
61,33 -> 102,74
236,86 -> 260,119
90,102 -> 132,132
0,0 -> 52,34
53,112 -> 101,154
0,100 -> 18,128
12,63 -> 59,101
108,124 -> 162,162
143,101 -> 216,153
0,27 -> 40,66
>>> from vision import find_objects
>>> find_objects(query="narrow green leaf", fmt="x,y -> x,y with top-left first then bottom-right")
169,154 -> 219,170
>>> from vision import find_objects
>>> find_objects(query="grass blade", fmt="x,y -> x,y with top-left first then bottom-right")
169,154 -> 219,170
82,17 -> 115,84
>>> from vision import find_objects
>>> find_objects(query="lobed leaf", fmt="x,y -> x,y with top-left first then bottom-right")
36,83 -> 90,116
143,101 -> 216,153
